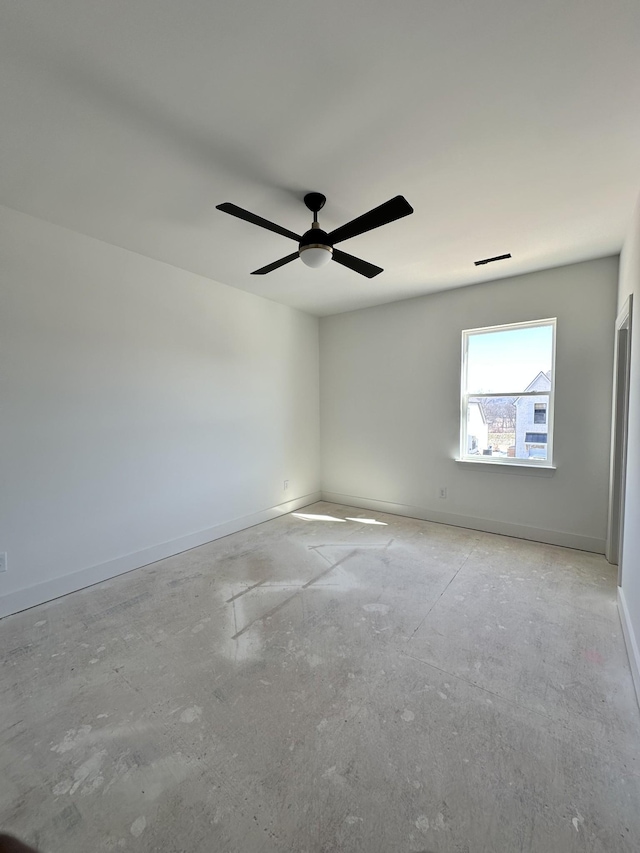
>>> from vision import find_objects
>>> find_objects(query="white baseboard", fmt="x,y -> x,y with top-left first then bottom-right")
618,586 -> 640,710
320,491 -> 605,553
0,492 -> 321,620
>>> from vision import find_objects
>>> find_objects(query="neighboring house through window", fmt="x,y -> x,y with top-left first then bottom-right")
460,319 -> 556,465
467,399 -> 488,454
515,371 -> 552,459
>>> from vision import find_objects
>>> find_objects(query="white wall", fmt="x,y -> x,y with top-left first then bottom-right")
0,205 -> 320,617
320,257 -> 618,552
0,203 -> 624,622
617,195 -> 640,699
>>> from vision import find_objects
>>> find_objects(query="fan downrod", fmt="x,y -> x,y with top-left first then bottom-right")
303,192 -> 326,216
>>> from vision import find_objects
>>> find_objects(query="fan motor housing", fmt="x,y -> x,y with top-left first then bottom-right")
299,227 -> 333,252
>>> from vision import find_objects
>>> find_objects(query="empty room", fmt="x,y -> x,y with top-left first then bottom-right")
2,2 -> 640,852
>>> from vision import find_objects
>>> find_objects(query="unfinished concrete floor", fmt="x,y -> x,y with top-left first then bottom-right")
1,501 -> 639,853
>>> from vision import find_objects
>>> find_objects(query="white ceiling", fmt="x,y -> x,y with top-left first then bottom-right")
2,1 -> 639,316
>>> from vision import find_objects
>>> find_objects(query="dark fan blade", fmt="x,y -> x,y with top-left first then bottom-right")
332,248 -> 383,278
328,195 -> 413,245
251,252 -> 299,275
217,202 -> 301,242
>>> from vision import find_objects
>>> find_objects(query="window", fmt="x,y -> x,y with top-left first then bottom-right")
534,403 -> 547,424
525,432 -> 547,444
460,319 -> 556,465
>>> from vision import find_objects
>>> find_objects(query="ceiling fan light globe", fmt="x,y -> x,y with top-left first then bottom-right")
299,245 -> 333,269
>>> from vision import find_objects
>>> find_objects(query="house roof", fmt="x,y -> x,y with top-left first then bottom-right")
1,1 -> 639,316
514,370 -> 552,404
468,399 -> 488,424
524,371 -> 552,392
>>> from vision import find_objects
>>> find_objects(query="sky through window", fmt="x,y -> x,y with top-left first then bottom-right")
466,324 -> 553,393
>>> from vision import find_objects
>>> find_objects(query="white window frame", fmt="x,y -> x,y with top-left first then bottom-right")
460,318 -> 557,467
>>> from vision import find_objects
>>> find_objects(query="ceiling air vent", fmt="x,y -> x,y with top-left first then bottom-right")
474,253 -> 512,266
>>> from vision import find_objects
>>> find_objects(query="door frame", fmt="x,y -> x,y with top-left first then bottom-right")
606,294 -> 633,580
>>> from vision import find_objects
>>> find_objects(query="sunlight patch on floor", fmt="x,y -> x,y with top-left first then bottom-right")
292,513 -> 346,522
345,517 -> 388,525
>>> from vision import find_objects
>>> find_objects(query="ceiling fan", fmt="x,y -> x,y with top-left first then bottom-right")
216,192 -> 414,279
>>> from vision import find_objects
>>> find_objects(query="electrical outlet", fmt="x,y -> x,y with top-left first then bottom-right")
0,552 -> 7,573
283,480 -> 289,491
439,487 -> 447,499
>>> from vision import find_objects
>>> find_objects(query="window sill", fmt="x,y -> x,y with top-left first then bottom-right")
455,458 -> 556,476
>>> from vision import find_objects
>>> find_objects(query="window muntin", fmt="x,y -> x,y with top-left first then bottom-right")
461,319 -> 556,465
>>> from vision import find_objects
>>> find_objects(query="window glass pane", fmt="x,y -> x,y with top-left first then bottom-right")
466,323 -> 553,393
465,395 -> 551,460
